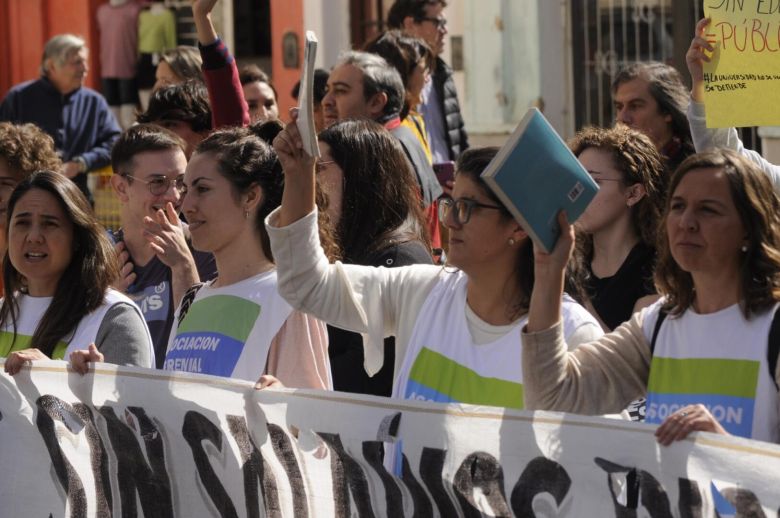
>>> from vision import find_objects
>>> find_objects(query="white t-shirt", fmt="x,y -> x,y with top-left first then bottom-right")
642,299 -> 780,442
164,271 -> 293,382
0,289 -> 153,364
395,269 -> 602,408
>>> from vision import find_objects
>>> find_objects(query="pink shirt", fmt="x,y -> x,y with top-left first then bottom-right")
97,1 -> 142,78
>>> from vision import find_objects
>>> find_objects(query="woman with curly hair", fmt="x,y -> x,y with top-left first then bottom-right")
567,125 -> 667,331
525,149 -> 780,444
2,171 -> 154,373
0,123 -> 62,251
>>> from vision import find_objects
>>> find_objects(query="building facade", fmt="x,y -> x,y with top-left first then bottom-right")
0,0 -> 763,151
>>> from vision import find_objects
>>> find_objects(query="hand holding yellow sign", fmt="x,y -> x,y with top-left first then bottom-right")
703,0 -> 780,127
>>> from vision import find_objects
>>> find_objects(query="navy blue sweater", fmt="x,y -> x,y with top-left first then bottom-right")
0,77 -> 120,176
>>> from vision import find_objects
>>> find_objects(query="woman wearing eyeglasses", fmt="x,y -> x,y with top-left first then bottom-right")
268,115 -> 601,408
566,126 -> 667,332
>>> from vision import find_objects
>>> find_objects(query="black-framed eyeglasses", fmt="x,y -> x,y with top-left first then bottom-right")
438,197 -> 503,225
124,174 -> 185,196
419,16 -> 447,29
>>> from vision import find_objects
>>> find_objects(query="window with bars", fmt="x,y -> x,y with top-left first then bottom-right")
570,0 -> 760,151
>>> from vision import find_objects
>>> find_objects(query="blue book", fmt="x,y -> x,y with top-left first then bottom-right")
481,108 -> 598,253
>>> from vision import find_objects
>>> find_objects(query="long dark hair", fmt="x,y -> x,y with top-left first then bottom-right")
318,119 -> 429,264
455,147 -> 534,321
656,149 -> 780,318
0,171 -> 119,356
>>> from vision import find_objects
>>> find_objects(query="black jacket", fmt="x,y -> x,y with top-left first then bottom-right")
432,57 -> 469,160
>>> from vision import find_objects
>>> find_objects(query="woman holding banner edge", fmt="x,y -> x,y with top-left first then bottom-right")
523,149 -> 780,444
2,171 -> 154,374
266,110 -> 601,408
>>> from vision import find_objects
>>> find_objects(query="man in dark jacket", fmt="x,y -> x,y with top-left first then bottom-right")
388,0 -> 468,162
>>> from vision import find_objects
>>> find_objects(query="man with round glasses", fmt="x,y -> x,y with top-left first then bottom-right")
109,124 -> 216,366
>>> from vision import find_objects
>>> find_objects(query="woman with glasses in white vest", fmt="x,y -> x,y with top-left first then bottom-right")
265,111 -> 602,408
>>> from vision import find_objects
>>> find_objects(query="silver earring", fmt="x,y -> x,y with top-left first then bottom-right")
741,244 -> 748,252
508,238 -> 515,246
244,209 -> 249,219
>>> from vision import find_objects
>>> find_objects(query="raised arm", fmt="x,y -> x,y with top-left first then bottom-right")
191,0 -> 250,128
527,211 -> 574,334
268,115 -> 441,376
523,212 -> 649,413
685,18 -> 780,192
272,109 -> 317,226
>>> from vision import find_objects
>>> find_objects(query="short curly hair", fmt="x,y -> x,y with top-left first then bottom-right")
0,123 -> 62,180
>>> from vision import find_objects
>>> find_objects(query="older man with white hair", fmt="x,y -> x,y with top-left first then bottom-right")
0,33 -> 121,200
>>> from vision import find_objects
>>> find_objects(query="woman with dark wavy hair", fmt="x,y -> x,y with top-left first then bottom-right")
317,119 -> 432,395
525,149 -> 780,444
2,171 -> 154,374
567,125 -> 666,331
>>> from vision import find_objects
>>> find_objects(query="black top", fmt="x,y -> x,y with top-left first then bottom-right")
432,57 -> 469,160
328,240 -> 432,396
585,242 -> 656,331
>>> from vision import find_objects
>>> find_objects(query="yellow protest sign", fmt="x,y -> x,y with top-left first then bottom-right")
704,0 -> 780,128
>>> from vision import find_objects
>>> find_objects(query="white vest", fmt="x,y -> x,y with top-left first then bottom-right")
393,271 -> 595,408
643,300 -> 780,442
164,270 -> 293,382
0,289 -> 148,360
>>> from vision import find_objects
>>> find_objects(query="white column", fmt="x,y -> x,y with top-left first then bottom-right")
460,0 -> 543,137
303,0 -> 351,70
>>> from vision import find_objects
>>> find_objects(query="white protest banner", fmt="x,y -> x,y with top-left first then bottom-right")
1,360 -> 779,516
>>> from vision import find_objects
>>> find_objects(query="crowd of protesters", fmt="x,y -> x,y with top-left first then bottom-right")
0,0 -> 778,449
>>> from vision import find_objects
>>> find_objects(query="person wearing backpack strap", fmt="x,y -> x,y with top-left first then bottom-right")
524,149 -> 780,445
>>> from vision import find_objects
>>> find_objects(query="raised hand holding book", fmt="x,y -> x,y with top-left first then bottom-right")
481,108 -> 598,253
296,31 -> 321,158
